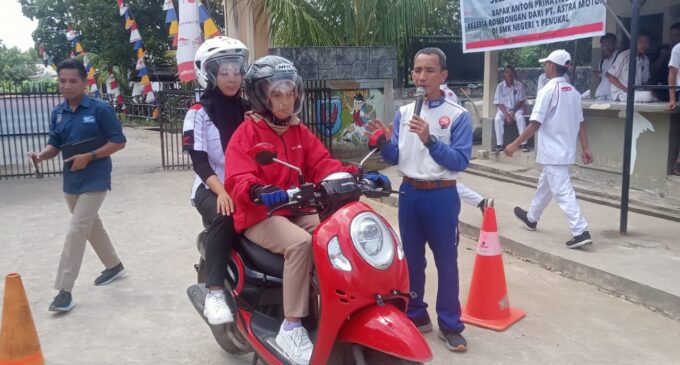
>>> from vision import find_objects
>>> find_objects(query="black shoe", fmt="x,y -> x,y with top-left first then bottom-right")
493,145 -> 504,152
477,198 -> 488,214
513,207 -> 537,231
94,262 -> 127,286
438,329 -> 467,352
409,315 -> 433,333
520,144 -> 530,152
49,290 -> 75,312
566,231 -> 593,249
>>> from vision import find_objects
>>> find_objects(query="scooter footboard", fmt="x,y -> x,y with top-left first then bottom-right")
337,304 -> 432,362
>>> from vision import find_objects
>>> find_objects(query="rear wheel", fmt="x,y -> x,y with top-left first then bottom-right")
354,346 -> 423,365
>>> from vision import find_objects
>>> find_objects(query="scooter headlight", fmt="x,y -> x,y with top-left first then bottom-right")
350,212 -> 394,270
327,236 -> 352,272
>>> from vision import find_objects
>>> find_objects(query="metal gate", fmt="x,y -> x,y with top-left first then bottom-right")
156,82 -> 333,170
301,80 -> 333,153
0,83 -> 63,179
157,89 -> 196,170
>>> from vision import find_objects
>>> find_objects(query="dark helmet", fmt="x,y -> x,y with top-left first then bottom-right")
245,56 -> 304,122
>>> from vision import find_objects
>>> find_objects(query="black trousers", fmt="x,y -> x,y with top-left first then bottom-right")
194,185 -> 237,288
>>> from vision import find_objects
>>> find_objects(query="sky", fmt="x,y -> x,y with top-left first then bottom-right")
0,0 -> 39,51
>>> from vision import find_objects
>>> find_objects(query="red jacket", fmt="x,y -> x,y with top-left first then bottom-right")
225,113 -> 358,232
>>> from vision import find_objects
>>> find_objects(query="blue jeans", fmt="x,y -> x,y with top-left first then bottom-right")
398,181 -> 464,333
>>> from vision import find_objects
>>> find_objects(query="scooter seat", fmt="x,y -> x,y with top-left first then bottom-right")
238,236 -> 284,278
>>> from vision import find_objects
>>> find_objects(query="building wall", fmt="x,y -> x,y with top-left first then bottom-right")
270,47 -> 398,85
270,47 -> 397,156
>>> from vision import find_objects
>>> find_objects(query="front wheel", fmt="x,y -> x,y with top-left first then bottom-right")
353,345 -> 423,365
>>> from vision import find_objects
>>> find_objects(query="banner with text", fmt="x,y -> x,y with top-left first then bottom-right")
461,0 -> 607,53
177,0 -> 201,82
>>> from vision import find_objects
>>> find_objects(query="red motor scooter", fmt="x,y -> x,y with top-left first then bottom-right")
187,131 -> 432,364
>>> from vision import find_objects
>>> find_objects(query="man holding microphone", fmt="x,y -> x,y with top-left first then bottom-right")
368,47 -> 472,352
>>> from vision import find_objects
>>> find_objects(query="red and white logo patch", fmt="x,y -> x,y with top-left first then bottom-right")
438,116 -> 451,129
561,86 -> 572,91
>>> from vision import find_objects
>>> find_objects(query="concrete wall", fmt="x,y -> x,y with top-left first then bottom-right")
269,47 -> 398,85
576,104 -> 680,195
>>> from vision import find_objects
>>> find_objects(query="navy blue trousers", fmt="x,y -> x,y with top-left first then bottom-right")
399,181 -> 464,334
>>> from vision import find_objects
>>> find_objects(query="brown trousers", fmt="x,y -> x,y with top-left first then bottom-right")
244,214 -> 319,318
54,191 -> 121,292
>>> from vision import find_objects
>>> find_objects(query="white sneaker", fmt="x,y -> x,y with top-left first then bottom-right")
203,290 -> 233,325
275,323 -> 313,365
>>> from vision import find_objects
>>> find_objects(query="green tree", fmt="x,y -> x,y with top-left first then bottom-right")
20,0 -> 171,71
0,41 -> 39,83
262,0 -> 447,50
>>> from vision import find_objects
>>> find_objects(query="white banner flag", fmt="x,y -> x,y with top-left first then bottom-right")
460,0 -> 607,53
163,0 -> 175,11
177,0 -> 202,82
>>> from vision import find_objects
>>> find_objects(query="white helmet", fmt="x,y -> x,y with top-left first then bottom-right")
194,36 -> 249,89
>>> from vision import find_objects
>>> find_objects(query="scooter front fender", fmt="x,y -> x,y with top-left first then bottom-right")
338,303 -> 432,363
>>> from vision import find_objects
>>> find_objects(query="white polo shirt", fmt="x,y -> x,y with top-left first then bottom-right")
493,80 -> 525,110
669,43 -> 680,87
595,50 -> 620,100
530,77 -> 584,165
538,72 -> 570,91
182,105 -> 226,199
607,49 -> 650,101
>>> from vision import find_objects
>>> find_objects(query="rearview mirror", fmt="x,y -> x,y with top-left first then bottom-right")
368,129 -> 387,151
248,143 -> 277,165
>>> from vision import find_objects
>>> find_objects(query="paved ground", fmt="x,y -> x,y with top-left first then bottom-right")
1,127 -> 680,364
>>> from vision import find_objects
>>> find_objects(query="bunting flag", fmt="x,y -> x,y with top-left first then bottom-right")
162,1 -> 179,49
66,26 -> 78,42
129,21 -> 142,43
117,0 -> 128,15
64,26 -> 98,96
116,1 -> 155,102
135,57 -> 146,71
198,3 -> 221,39
165,1 -> 220,51
125,15 -> 134,30
38,45 -> 56,69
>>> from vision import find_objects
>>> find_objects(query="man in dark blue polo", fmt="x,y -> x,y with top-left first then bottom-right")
29,58 -> 127,312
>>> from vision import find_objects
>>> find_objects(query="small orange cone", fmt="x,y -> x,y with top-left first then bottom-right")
0,273 -> 44,365
461,202 -> 525,331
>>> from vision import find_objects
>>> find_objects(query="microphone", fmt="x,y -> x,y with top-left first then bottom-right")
414,87 -> 426,117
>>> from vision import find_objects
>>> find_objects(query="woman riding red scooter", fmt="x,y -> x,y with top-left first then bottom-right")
188,55 -> 432,365
225,55 -> 361,363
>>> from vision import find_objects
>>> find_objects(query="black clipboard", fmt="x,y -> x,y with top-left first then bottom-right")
61,137 -> 107,159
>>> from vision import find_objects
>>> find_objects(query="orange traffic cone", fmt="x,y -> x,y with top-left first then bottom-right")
0,273 -> 44,365
461,202 -> 525,331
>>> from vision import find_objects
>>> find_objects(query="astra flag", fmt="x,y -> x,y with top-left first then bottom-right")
177,0 -> 201,82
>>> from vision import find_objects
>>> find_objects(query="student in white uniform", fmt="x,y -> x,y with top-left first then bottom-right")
505,50 -> 594,249
667,41 -> 680,175
606,32 -> 651,102
441,83 -> 488,212
494,65 -> 528,152
594,33 -> 619,101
